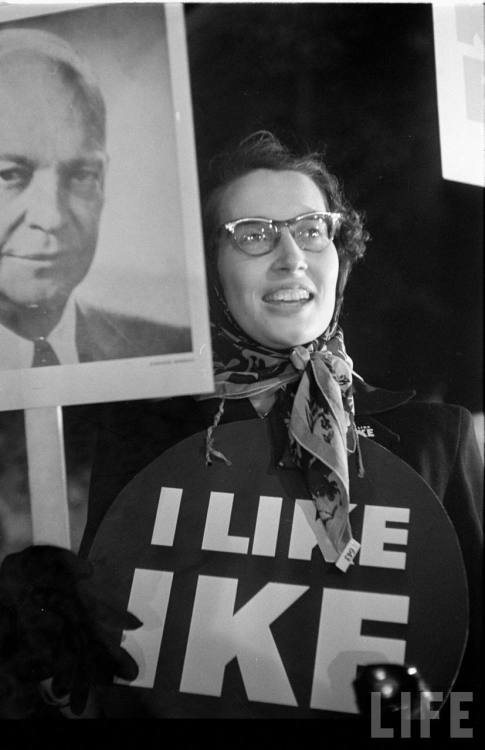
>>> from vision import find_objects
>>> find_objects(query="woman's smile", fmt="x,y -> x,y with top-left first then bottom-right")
262,285 -> 313,305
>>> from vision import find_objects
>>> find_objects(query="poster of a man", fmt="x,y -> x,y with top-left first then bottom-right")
0,4 -> 212,410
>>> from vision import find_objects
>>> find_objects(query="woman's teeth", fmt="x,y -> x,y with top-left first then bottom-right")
263,288 -> 311,302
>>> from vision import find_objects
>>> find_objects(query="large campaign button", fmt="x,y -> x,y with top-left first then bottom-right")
89,419 -> 468,718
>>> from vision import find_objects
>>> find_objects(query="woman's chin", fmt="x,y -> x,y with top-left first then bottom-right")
257,329 -> 326,350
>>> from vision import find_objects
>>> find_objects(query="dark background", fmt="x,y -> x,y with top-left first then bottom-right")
0,2 -> 482,558
187,1 -> 483,410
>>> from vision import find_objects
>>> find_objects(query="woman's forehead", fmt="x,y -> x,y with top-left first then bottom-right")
217,168 -> 328,222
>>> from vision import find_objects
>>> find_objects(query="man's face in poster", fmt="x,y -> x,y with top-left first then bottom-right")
0,51 -> 106,318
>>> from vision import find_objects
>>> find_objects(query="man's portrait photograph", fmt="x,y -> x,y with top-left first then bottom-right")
0,3 -> 212,410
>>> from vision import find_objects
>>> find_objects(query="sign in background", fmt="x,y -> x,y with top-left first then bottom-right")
433,4 -> 484,187
89,420 -> 468,719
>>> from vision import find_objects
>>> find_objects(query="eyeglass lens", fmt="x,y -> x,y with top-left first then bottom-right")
232,215 -> 335,255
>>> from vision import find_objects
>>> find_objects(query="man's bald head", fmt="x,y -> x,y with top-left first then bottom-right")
0,28 -> 106,147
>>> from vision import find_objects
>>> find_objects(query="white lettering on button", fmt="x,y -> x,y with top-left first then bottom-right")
180,575 -> 307,704
202,491 -> 250,554
359,506 -> 410,569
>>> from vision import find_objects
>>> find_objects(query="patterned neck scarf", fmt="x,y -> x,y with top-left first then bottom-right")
200,282 -> 363,570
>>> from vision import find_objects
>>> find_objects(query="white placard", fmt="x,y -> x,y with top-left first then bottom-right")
433,4 -> 484,187
0,3 -> 213,410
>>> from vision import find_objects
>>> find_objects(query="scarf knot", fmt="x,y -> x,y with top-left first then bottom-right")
199,303 -> 363,570
290,345 -> 312,372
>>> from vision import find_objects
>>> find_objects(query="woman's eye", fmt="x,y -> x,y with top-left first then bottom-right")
243,232 -> 263,243
301,226 -> 322,240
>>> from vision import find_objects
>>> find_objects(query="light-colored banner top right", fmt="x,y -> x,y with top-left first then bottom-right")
433,4 -> 484,187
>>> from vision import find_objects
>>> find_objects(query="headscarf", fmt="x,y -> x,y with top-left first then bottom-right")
199,282 -> 363,571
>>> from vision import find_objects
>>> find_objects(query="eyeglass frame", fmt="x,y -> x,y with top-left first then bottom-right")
217,211 -> 343,256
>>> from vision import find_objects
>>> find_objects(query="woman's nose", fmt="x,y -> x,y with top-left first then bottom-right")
24,169 -> 65,233
272,227 -> 308,272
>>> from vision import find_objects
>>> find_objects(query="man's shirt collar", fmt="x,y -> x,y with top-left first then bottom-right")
0,296 -> 79,370
48,295 -> 79,366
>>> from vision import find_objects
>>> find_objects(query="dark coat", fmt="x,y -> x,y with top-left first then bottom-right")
83,380 -> 483,705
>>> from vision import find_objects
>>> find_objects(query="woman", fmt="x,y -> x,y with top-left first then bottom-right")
82,132 -> 482,717
1,133 -> 482,721
82,132 -> 370,560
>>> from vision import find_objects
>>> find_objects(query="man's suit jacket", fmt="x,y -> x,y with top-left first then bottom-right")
75,302 -> 192,363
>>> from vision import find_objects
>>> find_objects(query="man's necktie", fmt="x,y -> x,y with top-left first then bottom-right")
31,338 -> 60,367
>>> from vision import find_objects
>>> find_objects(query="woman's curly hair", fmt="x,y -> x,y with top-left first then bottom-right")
201,131 -> 369,333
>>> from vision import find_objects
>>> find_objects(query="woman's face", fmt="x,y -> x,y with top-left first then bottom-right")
216,169 -> 339,349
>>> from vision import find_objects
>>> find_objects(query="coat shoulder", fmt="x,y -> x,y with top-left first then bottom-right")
377,400 -> 475,445
374,400 -> 483,514
76,302 -> 192,360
